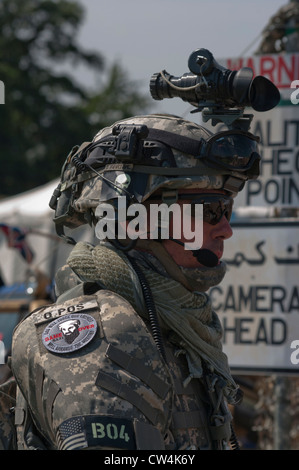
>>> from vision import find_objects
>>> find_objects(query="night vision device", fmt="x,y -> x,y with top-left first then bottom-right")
150,48 -> 280,129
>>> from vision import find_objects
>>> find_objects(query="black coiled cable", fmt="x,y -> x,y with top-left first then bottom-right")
130,256 -> 241,450
72,155 -> 87,172
128,257 -> 167,363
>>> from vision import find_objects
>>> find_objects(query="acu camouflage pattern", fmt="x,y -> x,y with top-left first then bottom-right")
11,290 -> 174,450
0,377 -> 16,449
10,274 -> 232,449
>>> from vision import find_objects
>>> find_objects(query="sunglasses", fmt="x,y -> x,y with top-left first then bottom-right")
180,193 -> 234,226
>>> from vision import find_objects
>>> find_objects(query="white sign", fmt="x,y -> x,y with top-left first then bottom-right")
209,221 -> 299,374
237,106 -> 299,208
215,53 -> 299,209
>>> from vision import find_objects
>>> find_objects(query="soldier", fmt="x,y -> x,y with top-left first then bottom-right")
2,113 -> 261,450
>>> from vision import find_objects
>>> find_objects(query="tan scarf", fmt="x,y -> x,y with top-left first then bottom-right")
67,241 -> 238,403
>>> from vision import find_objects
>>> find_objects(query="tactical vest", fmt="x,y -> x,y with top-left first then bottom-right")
11,247 -> 233,450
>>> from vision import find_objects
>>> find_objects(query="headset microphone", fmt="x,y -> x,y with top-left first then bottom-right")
169,238 -> 219,267
191,248 -> 219,267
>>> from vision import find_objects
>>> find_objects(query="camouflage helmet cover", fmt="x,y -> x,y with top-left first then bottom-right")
73,114 -> 252,214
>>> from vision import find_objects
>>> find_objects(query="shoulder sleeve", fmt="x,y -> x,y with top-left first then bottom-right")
11,290 -> 173,450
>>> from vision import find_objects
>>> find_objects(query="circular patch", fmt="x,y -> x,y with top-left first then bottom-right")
42,313 -> 97,354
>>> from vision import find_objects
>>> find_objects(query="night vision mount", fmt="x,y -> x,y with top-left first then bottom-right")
150,48 -> 280,131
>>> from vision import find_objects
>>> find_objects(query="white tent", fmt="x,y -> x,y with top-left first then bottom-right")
0,179 -> 59,221
0,180 -> 90,285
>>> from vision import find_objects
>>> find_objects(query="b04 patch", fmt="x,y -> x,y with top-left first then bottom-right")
42,313 -> 97,354
57,415 -> 136,450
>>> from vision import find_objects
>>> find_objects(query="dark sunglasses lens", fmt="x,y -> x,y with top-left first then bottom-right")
205,199 -> 233,225
191,197 -> 233,225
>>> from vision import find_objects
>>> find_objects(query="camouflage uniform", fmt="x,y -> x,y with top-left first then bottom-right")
9,243 -> 233,450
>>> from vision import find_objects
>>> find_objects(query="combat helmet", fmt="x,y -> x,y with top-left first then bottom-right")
49,113 -> 261,244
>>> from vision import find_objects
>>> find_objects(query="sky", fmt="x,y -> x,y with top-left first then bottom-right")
76,0 -> 286,118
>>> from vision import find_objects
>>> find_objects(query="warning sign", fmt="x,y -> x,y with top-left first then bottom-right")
239,106 -> 299,207
210,221 -> 299,374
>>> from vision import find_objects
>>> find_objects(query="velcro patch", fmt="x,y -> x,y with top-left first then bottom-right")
42,313 -> 97,354
56,415 -> 136,450
35,299 -> 98,325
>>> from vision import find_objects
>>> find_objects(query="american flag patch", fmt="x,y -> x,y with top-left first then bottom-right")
56,416 -> 88,450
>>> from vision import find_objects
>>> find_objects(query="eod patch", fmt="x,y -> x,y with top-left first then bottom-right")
42,313 -> 97,354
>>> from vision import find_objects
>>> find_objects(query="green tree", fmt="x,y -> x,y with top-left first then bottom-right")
83,63 -> 150,130
0,0 -> 151,197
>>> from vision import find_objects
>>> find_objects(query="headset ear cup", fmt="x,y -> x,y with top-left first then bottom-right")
53,185 -> 86,229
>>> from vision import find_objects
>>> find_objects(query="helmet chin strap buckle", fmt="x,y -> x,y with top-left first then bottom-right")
223,176 -> 246,194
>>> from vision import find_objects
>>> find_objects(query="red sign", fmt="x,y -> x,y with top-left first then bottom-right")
220,54 -> 299,89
